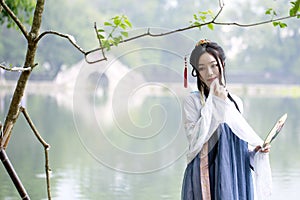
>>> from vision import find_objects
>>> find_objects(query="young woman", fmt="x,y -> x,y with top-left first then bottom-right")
181,39 -> 271,200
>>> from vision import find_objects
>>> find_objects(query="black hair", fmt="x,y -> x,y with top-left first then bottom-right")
189,41 -> 226,98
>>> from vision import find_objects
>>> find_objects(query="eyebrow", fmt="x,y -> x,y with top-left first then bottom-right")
198,60 -> 217,66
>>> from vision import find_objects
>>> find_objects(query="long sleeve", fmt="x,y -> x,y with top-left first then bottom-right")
183,92 -> 230,163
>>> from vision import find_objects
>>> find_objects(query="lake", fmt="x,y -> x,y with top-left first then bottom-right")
0,82 -> 299,199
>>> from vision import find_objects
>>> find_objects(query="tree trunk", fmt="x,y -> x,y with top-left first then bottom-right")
1,0 -> 45,148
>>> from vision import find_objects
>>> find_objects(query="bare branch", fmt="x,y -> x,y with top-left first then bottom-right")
213,2 -> 225,22
85,56 -> 107,64
219,0 -> 225,8
0,0 -> 28,39
35,30 -> 85,54
0,63 -> 36,72
20,106 -> 51,200
214,14 -> 299,27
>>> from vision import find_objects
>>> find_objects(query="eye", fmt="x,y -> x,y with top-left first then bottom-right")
211,63 -> 218,68
198,66 -> 205,71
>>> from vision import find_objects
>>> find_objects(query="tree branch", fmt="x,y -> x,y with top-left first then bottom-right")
19,106 -> 51,200
85,13 -> 298,59
29,0 -> 44,39
86,22 -> 108,64
0,63 -> 36,72
35,30 -> 85,54
213,1 -> 224,22
34,6 -> 299,65
0,0 -> 28,39
214,14 -> 299,27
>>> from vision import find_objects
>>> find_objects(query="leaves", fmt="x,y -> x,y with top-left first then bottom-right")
265,8 -> 288,29
97,14 -> 132,50
265,8 -> 277,17
290,0 -> 300,17
273,21 -> 287,28
0,0 -> 36,28
189,9 -> 215,30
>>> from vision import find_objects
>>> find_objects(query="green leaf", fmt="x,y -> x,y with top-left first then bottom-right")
121,31 -> 129,37
279,22 -> 287,28
113,18 -> 121,26
97,34 -> 105,39
290,0 -> 300,16
265,8 -> 273,15
272,21 -> 280,27
104,22 -> 113,26
191,21 -> 201,27
124,19 -> 132,28
207,23 -> 214,30
193,14 -> 198,20
119,23 -> 127,30
207,9 -> 214,17
97,29 -> 105,32
200,16 -> 206,22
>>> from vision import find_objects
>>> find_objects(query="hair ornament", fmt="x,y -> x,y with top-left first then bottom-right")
184,55 -> 188,88
196,39 -> 210,46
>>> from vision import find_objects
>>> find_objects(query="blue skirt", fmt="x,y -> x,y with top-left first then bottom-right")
181,123 -> 254,200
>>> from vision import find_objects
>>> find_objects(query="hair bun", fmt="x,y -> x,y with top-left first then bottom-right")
196,39 -> 210,46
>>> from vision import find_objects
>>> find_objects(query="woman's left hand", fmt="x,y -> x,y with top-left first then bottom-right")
254,145 -> 271,153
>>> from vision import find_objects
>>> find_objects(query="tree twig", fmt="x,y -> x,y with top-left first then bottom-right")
35,30 -> 85,54
0,63 -> 37,72
85,22 -> 108,64
213,2 -> 224,22
19,106 -> 51,200
0,0 -> 28,39
214,14 -> 299,27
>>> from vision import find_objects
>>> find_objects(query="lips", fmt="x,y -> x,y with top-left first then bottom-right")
207,77 -> 217,82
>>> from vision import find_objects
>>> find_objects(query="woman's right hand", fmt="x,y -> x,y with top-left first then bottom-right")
211,79 -> 228,100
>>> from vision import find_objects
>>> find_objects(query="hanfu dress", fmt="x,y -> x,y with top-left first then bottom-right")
181,91 -> 272,200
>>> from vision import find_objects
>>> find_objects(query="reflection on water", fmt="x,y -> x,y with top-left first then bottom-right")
272,169 -> 300,200
0,86 -> 299,199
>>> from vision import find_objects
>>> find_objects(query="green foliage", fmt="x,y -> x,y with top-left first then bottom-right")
97,15 -> 132,50
0,0 -> 36,28
189,9 -> 215,30
265,8 -> 288,28
272,21 -> 287,28
290,0 -> 300,17
265,8 -> 277,17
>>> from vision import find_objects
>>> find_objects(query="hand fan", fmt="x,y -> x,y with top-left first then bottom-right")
263,113 -> 288,148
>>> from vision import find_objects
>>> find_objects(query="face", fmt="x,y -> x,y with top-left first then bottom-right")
197,52 -> 221,88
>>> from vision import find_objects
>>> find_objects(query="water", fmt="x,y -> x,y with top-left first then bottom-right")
0,85 -> 299,199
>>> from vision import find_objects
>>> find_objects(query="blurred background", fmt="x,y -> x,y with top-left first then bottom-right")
0,0 -> 299,199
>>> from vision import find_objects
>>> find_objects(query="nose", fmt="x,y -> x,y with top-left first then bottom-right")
207,67 -> 213,76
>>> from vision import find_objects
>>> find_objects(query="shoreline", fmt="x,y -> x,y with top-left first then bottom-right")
1,80 -> 300,98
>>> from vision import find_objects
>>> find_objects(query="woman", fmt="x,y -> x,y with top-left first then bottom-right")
181,39 -> 271,200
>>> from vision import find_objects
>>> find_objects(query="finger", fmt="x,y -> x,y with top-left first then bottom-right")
210,78 -> 218,90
